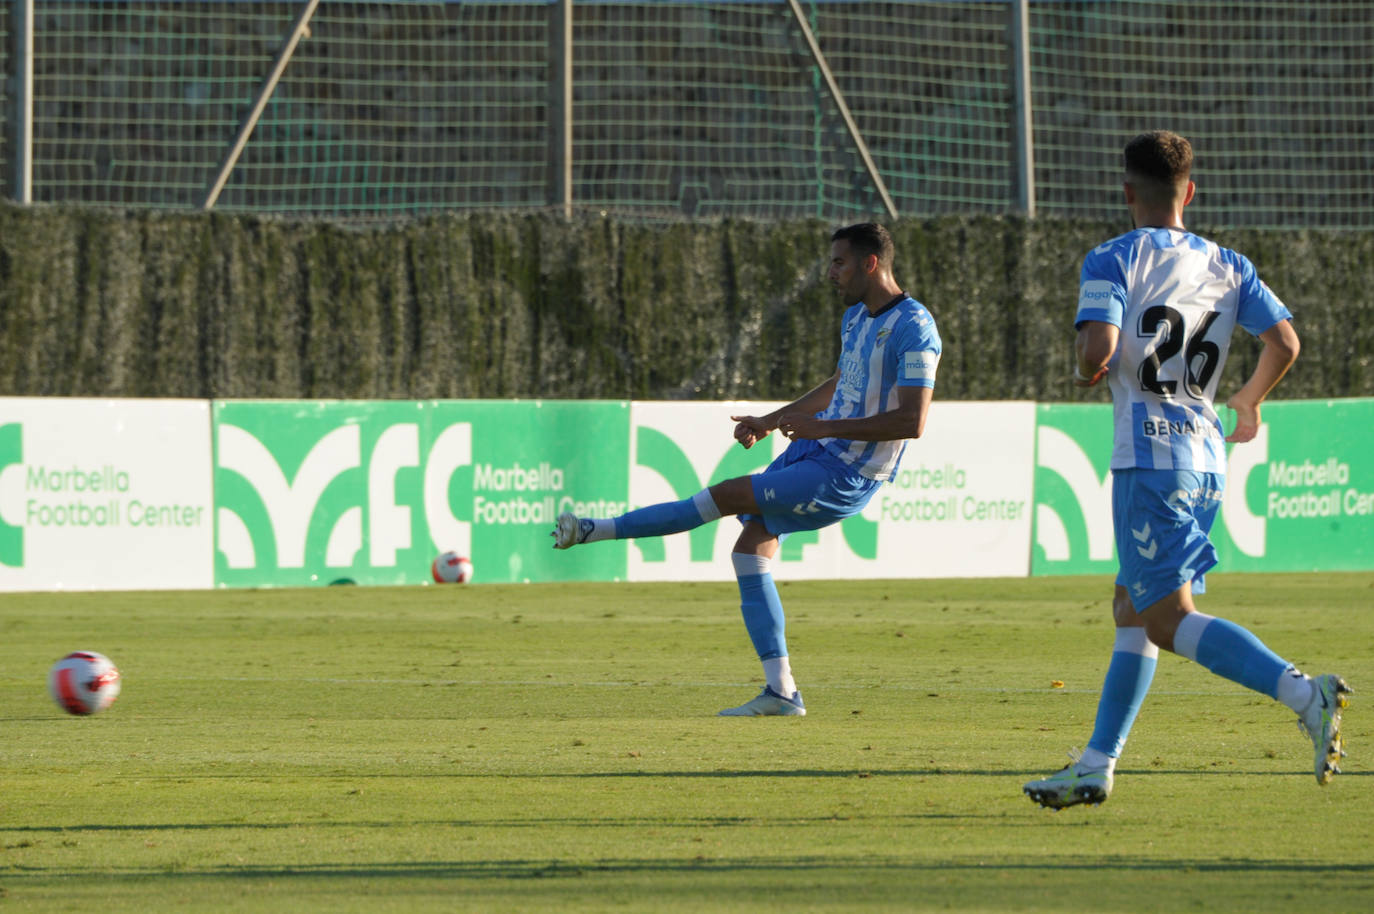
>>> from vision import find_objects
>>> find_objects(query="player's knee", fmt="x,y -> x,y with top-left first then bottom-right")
1142,617 -> 1176,650
1139,603 -> 1190,652
708,476 -> 757,515
1111,589 -> 1138,626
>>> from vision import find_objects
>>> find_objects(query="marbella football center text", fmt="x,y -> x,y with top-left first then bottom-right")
470,461 -> 626,525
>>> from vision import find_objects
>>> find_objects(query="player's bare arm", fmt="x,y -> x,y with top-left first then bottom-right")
779,384 -> 932,442
1225,318 -> 1300,443
731,373 -> 839,449
1074,320 -> 1118,386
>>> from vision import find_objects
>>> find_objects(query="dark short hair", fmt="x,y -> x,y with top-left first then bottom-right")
1124,131 -> 1193,200
831,222 -> 894,268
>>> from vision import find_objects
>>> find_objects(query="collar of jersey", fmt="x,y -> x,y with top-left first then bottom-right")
862,293 -> 909,319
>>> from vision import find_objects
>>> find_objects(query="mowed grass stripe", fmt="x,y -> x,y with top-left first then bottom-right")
1,573 -> 1370,912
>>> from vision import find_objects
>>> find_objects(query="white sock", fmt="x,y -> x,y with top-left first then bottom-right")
1275,667 -> 1314,713
693,488 -> 722,523
1114,626 -> 1160,659
582,518 -> 616,543
1171,611 -> 1215,662
1078,747 -> 1115,774
762,656 -> 796,697
731,553 -> 770,576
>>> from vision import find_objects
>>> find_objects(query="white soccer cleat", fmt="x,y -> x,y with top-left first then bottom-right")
717,686 -> 806,717
1297,673 -> 1352,785
551,511 -> 592,549
1023,750 -> 1113,809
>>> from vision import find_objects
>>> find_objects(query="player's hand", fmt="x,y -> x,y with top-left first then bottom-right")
731,415 -> 771,449
1072,364 -> 1108,387
776,413 -> 823,441
1224,395 -> 1261,443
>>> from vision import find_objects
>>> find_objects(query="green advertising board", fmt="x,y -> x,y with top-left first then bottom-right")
1031,403 -> 1116,577
212,400 -> 630,587
1031,399 -> 1374,578
1212,399 -> 1374,572
206,397 -> 1372,590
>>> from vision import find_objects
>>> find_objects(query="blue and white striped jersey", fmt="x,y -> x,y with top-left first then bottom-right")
1075,228 -> 1291,473
816,294 -> 941,481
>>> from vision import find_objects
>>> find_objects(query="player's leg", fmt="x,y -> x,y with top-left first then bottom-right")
1023,586 -> 1159,809
1027,469 -> 1183,809
1139,589 -> 1351,785
551,476 -> 757,549
1118,471 -> 1293,695
717,522 -> 805,717
1083,588 -> 1162,777
718,445 -> 876,716
1111,468 -> 1346,786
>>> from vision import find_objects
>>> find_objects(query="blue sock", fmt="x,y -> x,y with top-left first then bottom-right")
614,489 -> 720,539
612,489 -> 719,538
1086,628 -> 1159,759
732,553 -> 787,661
1173,613 -> 1290,699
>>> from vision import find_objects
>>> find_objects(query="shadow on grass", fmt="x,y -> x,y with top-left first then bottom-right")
5,851 -> 1370,913
4,810 -> 1003,835
3,856 -> 1372,880
91,766 -> 1372,780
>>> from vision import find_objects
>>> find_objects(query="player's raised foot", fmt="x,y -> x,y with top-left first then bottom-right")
551,511 -> 594,550
1023,752 -> 1113,809
718,686 -> 806,717
1297,674 -> 1352,785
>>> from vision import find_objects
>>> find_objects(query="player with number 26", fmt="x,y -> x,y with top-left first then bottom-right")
1024,130 -> 1351,810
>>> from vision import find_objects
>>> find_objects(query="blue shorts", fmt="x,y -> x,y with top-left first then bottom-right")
1113,468 -> 1223,612
741,438 -> 881,536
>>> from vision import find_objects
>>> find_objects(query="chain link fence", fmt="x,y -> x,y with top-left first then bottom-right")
3,0 -> 1371,227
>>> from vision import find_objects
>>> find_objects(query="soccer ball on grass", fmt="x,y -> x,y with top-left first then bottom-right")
49,651 -> 121,715
432,551 -> 474,584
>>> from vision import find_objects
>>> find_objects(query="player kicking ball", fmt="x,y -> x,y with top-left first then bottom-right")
552,222 -> 941,717
1024,131 -> 1350,810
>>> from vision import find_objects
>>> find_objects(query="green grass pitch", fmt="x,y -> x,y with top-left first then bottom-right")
2,573 -> 1371,912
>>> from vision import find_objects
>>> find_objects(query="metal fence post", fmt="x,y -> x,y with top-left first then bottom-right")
785,0 -> 897,220
548,0 -> 573,219
10,0 -> 34,203
1009,0 -> 1035,217
199,0 -> 321,210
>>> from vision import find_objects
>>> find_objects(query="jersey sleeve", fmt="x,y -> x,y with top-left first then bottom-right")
1076,241 -> 1130,328
893,308 -> 941,389
1228,252 -> 1294,335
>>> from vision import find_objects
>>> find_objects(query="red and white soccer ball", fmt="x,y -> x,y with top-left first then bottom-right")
49,651 -> 122,716
432,551 -> 474,584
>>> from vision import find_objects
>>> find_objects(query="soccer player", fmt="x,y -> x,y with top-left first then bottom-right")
1024,130 -> 1351,809
551,222 -> 941,716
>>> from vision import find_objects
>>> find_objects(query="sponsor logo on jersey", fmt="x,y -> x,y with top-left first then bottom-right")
1167,486 -> 1222,509
902,350 -> 938,382
1078,279 -> 1117,305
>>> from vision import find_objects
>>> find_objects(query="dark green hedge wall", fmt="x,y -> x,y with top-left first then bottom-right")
1,204 -> 1369,402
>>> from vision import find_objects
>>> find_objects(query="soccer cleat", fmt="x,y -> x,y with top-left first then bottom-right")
1297,674 -> 1352,785
718,686 -> 806,717
1023,750 -> 1113,809
551,511 -> 594,549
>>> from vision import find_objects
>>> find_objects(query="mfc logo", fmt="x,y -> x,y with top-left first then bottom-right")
0,423 -> 22,567
1033,424 -> 1115,568
215,421 -> 471,575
